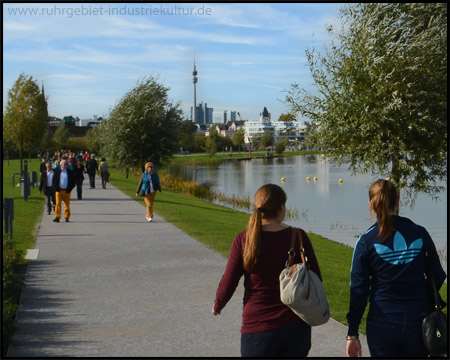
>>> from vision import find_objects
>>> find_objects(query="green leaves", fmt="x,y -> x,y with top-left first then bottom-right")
285,3 -> 447,206
3,73 -> 48,172
98,76 -> 183,170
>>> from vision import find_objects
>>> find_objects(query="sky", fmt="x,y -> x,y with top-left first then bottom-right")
3,3 -> 343,122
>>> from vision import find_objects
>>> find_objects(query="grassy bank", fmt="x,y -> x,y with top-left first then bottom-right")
109,165 -> 448,332
2,159 -> 44,356
171,150 -> 322,164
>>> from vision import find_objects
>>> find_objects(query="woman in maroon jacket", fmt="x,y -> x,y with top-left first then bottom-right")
212,184 -> 322,357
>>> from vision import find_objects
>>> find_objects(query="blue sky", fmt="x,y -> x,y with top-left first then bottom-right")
3,3 -> 343,122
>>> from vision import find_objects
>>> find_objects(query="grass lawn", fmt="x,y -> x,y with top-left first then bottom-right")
2,159 -> 45,254
109,165 -> 448,333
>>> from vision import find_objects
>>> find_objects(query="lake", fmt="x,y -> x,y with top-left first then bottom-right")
168,155 -> 447,256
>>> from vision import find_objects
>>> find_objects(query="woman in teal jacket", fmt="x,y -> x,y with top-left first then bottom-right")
136,162 -> 162,222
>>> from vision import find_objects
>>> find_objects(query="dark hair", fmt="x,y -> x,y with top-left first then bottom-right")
101,158 -> 106,162
243,184 -> 287,272
369,179 -> 398,242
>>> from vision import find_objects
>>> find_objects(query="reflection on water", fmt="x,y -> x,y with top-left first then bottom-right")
168,155 -> 447,257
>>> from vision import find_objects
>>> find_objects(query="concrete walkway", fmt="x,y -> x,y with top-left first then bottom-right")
8,177 -> 367,357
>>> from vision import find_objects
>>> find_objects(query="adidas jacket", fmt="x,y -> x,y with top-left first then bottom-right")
347,215 -> 446,336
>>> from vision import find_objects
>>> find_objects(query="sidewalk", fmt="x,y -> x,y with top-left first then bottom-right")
8,177 -> 367,357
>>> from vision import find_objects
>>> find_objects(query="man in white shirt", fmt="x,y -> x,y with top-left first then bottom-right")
39,162 -> 56,215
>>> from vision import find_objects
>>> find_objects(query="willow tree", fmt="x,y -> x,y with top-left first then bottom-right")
285,3 -> 447,206
4,73 -> 49,173
99,76 -> 182,172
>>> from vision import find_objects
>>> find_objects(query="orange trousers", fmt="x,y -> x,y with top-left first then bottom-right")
143,192 -> 157,218
55,189 -> 71,219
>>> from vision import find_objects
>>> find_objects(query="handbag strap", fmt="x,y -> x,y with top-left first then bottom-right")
288,227 -> 307,267
426,251 -> 443,310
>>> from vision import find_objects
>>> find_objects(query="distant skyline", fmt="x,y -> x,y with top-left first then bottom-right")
3,3 -> 343,122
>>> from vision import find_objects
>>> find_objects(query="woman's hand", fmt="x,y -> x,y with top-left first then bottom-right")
346,338 -> 362,357
135,192 -> 139,198
212,306 -> 221,316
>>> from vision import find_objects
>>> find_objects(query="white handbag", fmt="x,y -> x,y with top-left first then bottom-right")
279,228 -> 330,326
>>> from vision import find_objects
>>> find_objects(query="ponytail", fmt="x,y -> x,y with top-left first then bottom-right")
243,208 -> 262,272
242,184 -> 287,272
369,179 -> 398,242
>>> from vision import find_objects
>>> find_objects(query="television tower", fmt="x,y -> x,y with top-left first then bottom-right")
193,58 -> 198,122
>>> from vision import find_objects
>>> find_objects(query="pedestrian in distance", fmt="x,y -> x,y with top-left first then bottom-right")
346,179 -> 446,358
53,159 -> 76,223
85,153 -> 98,189
135,162 -> 162,222
39,161 -> 56,215
39,156 -> 47,174
212,183 -> 323,357
99,157 -> 109,189
74,158 -> 85,200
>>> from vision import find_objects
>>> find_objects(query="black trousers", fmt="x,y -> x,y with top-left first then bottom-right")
45,186 -> 56,213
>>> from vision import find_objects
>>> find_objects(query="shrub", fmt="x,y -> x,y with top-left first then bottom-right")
2,237 -> 23,355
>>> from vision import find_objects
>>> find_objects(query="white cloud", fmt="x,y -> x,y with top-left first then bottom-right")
47,74 -> 95,80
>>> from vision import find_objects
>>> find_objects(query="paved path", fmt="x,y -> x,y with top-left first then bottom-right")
8,177 -> 367,357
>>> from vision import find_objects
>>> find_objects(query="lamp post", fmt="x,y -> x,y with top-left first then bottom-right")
193,59 -> 198,123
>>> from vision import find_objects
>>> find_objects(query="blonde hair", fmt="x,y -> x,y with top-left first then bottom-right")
145,162 -> 154,171
369,179 -> 398,242
243,184 -> 287,272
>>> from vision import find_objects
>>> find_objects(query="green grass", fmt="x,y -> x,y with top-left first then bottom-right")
2,159 -> 45,254
171,150 -> 322,164
109,165 -> 448,333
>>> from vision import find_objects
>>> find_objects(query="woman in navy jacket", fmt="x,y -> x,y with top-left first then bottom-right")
346,179 -> 446,357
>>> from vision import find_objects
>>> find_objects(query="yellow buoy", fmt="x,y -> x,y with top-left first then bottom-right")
314,176 -> 318,181
306,177 -> 311,181
339,178 -> 343,183
281,177 -> 285,182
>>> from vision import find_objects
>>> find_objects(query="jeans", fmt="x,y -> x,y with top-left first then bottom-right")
76,178 -> 83,199
241,321 -> 311,357
88,174 -> 95,188
366,312 -> 427,357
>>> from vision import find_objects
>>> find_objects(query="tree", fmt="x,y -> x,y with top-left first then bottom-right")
193,133 -> 207,153
85,126 -> 102,154
205,126 -> 218,156
260,131 -> 274,148
52,123 -> 69,150
100,76 -> 183,171
3,73 -> 48,173
278,113 -> 296,122
179,120 -> 197,152
285,3 -> 447,206
275,138 -> 288,155
232,128 -> 246,153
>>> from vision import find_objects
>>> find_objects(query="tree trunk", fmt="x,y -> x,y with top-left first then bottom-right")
125,167 -> 129,179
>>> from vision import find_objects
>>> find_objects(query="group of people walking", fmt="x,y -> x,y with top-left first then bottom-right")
39,152 -> 109,222
212,181 -> 446,358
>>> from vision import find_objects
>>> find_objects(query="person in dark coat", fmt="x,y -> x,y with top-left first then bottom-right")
85,153 -> 98,189
74,158 -> 85,200
39,161 -> 56,215
53,160 -> 76,223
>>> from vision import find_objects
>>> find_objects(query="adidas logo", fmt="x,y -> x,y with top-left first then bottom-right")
374,231 -> 423,265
